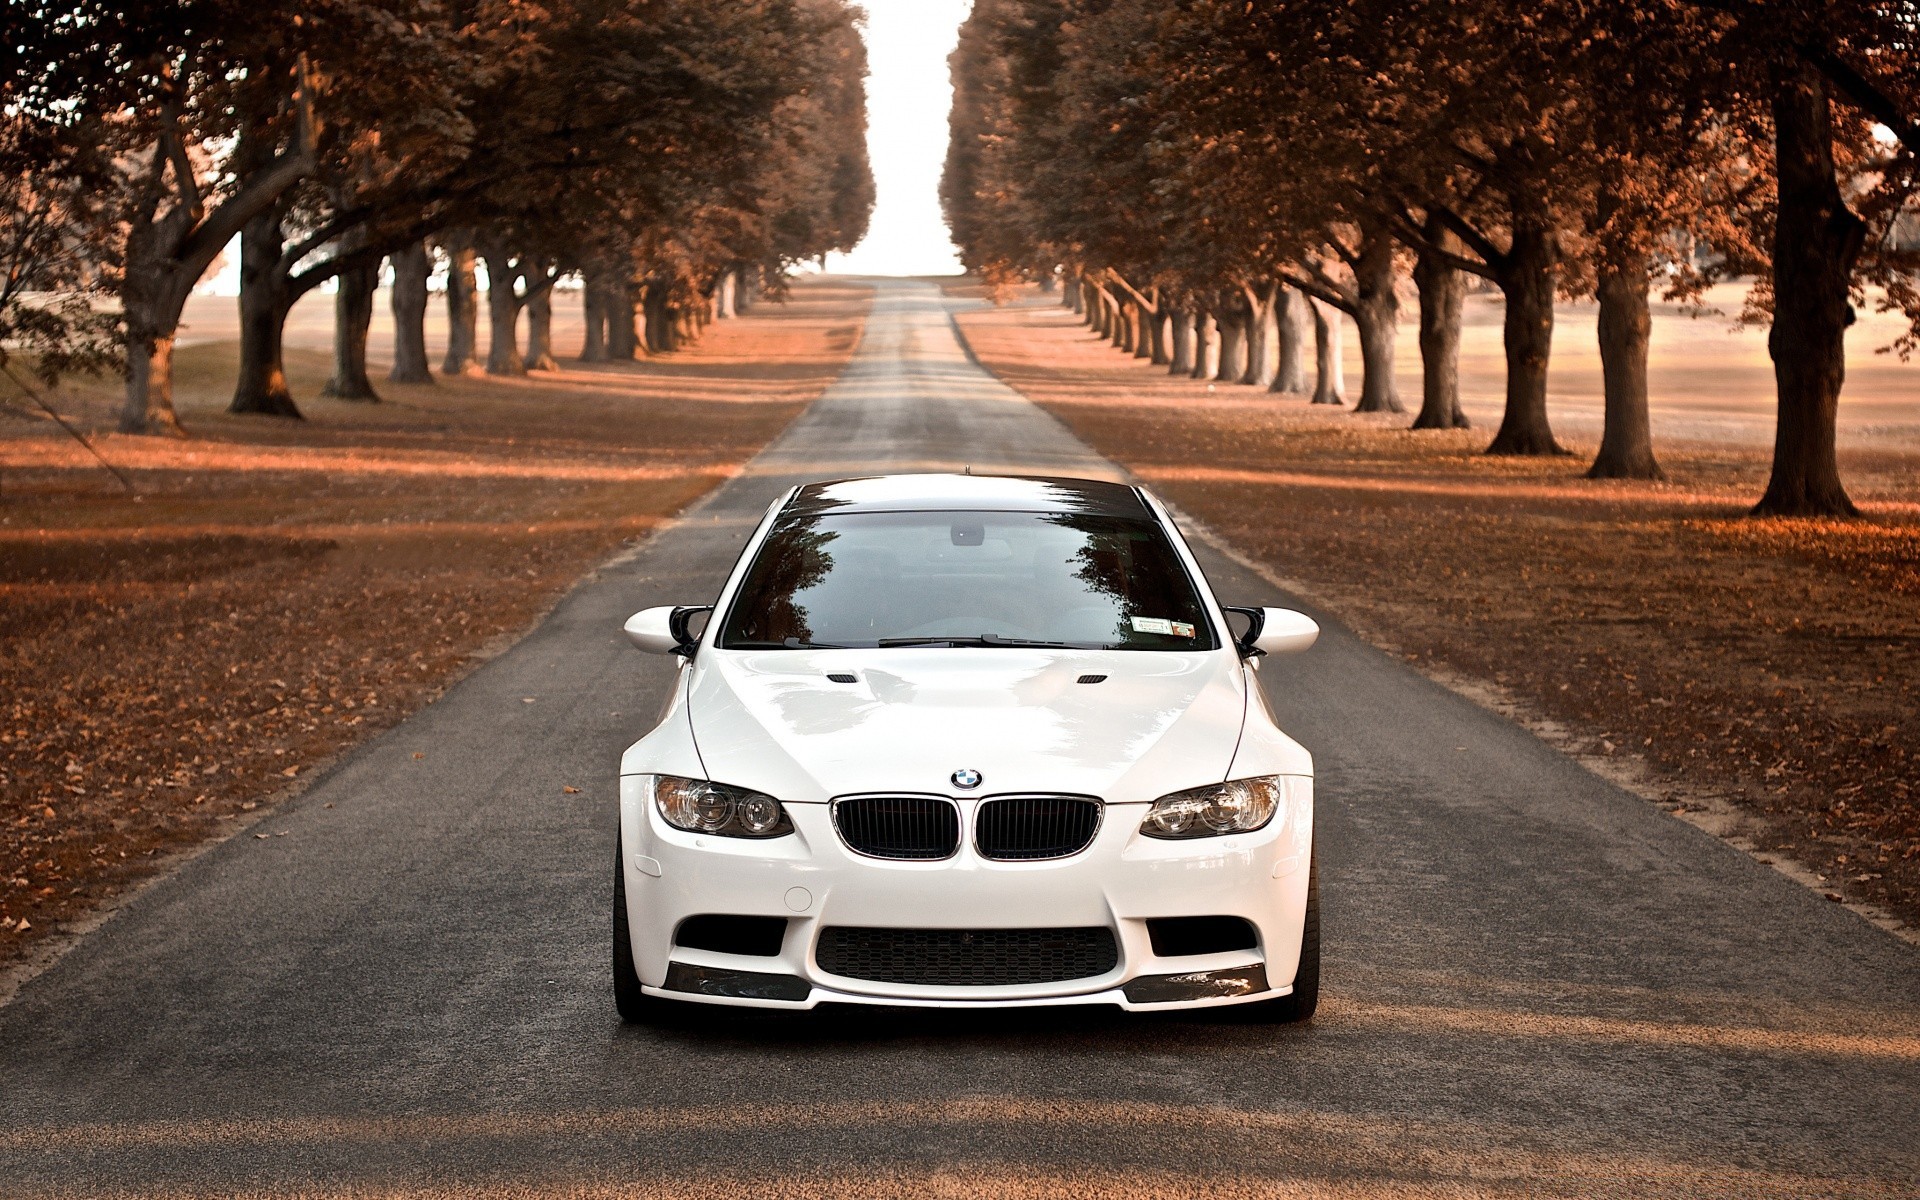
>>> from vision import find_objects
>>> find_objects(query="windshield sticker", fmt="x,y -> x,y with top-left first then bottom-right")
1131,617 -> 1197,638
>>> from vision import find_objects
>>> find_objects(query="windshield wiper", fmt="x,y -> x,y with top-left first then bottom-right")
875,634 -> 1106,649
721,638 -> 857,649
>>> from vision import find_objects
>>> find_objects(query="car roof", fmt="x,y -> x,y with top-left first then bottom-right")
783,473 -> 1150,518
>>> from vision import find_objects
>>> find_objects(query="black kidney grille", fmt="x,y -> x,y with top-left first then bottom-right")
975,796 -> 1102,860
816,926 -> 1119,986
833,796 -> 960,860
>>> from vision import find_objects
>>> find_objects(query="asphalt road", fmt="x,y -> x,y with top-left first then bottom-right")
3,280 -> 1917,1199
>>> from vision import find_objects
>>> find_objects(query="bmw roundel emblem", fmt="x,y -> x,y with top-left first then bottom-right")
951,768 -> 983,790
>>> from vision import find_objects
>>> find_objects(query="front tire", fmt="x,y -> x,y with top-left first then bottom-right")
1238,851 -> 1319,1024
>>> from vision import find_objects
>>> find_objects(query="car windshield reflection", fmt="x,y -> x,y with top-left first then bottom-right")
716,509 -> 1218,651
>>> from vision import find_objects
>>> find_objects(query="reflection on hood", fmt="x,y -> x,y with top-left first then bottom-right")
687,648 -> 1248,804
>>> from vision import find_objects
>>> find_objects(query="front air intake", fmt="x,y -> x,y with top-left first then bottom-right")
832,796 -> 961,860
816,926 -> 1119,986
975,796 -> 1102,860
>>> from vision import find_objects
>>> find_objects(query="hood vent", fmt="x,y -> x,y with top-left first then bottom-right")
826,672 -> 858,684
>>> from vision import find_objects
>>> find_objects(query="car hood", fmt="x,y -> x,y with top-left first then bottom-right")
685,648 -> 1249,804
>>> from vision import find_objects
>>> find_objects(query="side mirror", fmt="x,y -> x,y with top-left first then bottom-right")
624,605 -> 712,656
1223,606 -> 1318,658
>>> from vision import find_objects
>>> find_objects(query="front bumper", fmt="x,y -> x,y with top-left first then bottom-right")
618,779 -> 1313,1011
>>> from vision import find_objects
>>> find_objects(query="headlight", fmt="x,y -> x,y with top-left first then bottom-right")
1141,776 -> 1287,839
649,775 -> 793,838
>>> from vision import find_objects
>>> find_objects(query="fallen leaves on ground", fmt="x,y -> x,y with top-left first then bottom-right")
957,293 -> 1920,929
0,281 -> 871,963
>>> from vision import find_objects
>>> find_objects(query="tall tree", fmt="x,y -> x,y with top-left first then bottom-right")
1698,0 -> 1920,514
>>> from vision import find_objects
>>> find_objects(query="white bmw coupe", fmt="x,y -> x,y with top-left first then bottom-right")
614,474 -> 1321,1021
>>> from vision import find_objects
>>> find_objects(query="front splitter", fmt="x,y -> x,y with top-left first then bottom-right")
648,963 -> 1286,1012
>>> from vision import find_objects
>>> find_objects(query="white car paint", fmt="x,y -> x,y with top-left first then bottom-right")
616,474 -> 1318,1013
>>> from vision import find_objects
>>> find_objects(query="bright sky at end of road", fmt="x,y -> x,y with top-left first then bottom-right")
823,0 -> 970,278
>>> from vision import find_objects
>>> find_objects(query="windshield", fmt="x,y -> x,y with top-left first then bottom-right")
717,509 -> 1218,651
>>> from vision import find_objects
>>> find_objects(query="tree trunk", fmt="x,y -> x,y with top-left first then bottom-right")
322,254 -> 381,401
1149,310 -> 1170,365
526,286 -> 557,370
1271,285 -> 1310,395
523,257 -> 557,371
1246,284 -> 1279,388
1193,310 -> 1220,380
1411,223 -> 1468,429
1064,271 -> 1082,312
1311,299 -> 1346,405
641,283 -> 668,355
1168,307 -> 1194,375
482,249 -> 525,376
580,273 -> 609,362
1589,256 -> 1664,479
613,281 -> 642,360
1090,288 -> 1111,338
441,237 -> 480,375
122,330 -> 183,436
1349,230 -> 1404,413
116,243 -> 193,436
1114,296 -> 1136,353
388,241 -> 433,384
229,208 -> 301,418
1218,308 -> 1248,383
1485,198 -> 1564,453
1755,59 -> 1863,516
1132,302 -> 1153,359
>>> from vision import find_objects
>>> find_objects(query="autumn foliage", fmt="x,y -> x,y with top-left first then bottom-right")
2,0 -> 875,430
942,0 -> 1919,515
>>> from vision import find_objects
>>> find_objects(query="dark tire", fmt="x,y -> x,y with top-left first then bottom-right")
613,836 -> 669,1024
1235,851 -> 1319,1024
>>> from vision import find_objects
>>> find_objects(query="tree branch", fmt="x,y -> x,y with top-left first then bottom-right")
158,106 -> 201,218
1102,269 -> 1158,313
175,62 -> 321,272
281,207 -> 374,273
1384,203 -> 1500,280
1804,44 -> 1920,151
1427,203 -> 1508,275
1326,233 -> 1361,270
1279,263 -> 1355,315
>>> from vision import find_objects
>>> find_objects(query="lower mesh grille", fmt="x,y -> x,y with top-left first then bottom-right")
833,796 -> 960,860
815,926 -> 1119,986
975,796 -> 1101,860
